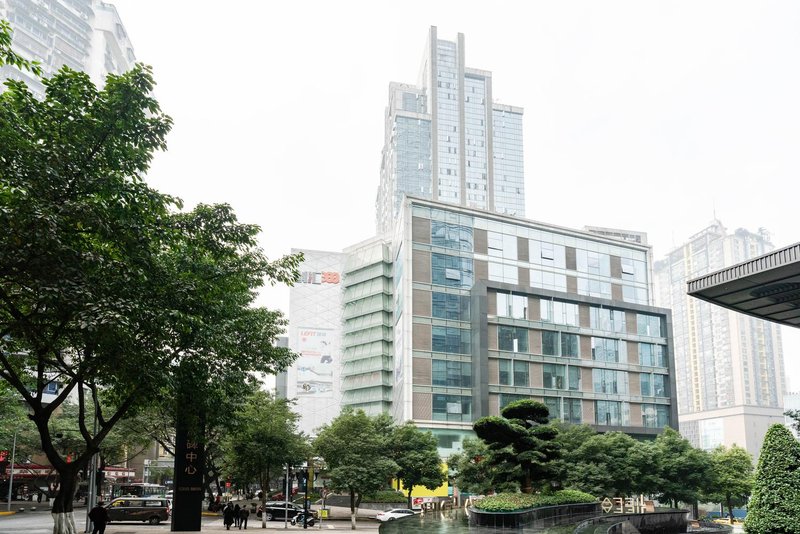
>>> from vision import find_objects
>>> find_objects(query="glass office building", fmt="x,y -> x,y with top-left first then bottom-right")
386,197 -> 676,455
376,27 -> 525,235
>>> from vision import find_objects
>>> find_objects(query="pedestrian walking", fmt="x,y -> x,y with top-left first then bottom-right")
239,505 -> 250,529
234,503 -> 241,527
88,502 -> 109,534
223,502 -> 235,530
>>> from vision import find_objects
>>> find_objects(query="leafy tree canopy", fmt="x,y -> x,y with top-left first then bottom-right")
388,422 -> 445,508
701,444 -> 753,523
744,424 -> 800,534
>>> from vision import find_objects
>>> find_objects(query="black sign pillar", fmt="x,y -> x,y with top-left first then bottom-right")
171,365 -> 205,532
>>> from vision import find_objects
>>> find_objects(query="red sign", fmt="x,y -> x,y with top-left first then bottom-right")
225,482 -> 231,488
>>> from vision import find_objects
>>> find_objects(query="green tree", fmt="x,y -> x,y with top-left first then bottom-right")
701,445 -> 753,524
0,20 -> 300,533
448,437 -> 496,495
0,20 -> 40,75
744,424 -> 800,534
222,390 -> 309,527
565,431 -> 657,497
314,409 -> 399,529
388,422 -> 445,509
473,400 -> 561,494
653,427 -> 710,508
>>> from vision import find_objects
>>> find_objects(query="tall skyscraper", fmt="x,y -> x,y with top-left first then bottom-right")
654,221 -> 786,458
376,26 -> 525,234
0,0 -> 135,98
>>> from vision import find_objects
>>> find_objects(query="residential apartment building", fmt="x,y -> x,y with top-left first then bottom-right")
375,26 -> 525,235
0,0 -> 135,98
654,221 -> 786,458
342,197 -> 677,455
286,250 -> 346,436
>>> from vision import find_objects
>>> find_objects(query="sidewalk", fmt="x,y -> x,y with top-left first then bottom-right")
103,517 -> 381,533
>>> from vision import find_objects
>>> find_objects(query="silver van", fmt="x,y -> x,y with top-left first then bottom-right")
106,497 -> 171,524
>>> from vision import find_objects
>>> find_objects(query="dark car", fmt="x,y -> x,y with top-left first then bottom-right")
257,501 -> 303,521
106,497 -> 170,524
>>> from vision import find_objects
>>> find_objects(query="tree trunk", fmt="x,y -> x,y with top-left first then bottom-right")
522,468 -> 533,494
50,466 -> 80,534
349,489 -> 357,530
726,496 -> 734,524
407,487 -> 413,510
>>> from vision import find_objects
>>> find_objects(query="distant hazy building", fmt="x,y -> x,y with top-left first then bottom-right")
653,221 -> 786,458
286,250 -> 346,436
376,26 -> 525,234
0,0 -> 135,97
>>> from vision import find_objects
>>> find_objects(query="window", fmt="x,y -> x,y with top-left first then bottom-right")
498,326 -> 528,352
541,300 -> 579,326
432,253 -> 474,288
433,394 -> 472,422
531,270 -> 567,292
432,326 -> 471,354
577,250 -> 610,276
653,374 -> 669,397
432,360 -> 472,388
592,369 -> 629,394
561,333 -> 579,358
637,314 -> 663,337
591,337 -> 619,362
497,293 -> 527,319
577,277 -> 612,299
596,400 -> 630,426
488,231 -> 517,259
639,343 -> 667,367
544,397 -> 561,420
499,359 -> 511,385
543,364 -> 566,389
513,361 -> 529,386
640,373 -> 652,396
43,382 -> 59,394
621,257 -> 647,283
642,404 -> 670,428
568,366 -> 581,391
432,292 -> 470,321
489,262 -> 518,284
530,240 -> 566,268
590,307 -> 626,333
542,331 -> 558,355
565,398 -> 582,424
431,221 -> 473,251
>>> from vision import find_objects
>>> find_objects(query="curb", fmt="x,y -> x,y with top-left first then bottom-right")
0,511 -> 16,516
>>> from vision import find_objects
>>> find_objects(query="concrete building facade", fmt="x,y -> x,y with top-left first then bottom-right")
0,0 -> 135,98
376,26 -> 525,235
286,249 -> 347,436
653,221 -> 786,458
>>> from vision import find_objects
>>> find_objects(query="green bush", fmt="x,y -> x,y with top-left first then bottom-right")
744,424 -> 800,534
472,490 -> 596,512
361,490 -> 407,503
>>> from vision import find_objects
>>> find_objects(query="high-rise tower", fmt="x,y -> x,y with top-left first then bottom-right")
376,26 -> 524,234
0,0 -> 135,98
653,221 -> 787,458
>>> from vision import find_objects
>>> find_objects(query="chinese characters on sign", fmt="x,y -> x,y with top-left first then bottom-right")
183,442 -> 199,477
601,495 -> 650,514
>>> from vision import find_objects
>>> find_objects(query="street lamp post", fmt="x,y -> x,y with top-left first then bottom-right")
6,428 -> 17,512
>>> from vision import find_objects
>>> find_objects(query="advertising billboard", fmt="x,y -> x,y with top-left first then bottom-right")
295,327 -> 336,398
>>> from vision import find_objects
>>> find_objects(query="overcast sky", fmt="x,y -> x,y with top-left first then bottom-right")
112,0 -> 799,391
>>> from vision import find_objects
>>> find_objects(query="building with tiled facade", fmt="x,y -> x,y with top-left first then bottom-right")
360,197 -> 677,455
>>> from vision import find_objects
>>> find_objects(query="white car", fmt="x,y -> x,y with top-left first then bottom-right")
376,508 -> 418,522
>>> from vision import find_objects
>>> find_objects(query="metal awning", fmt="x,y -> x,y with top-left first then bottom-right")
687,242 -> 800,328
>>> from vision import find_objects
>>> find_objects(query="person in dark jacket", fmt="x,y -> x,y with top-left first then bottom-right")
239,505 -> 250,529
223,503 -> 236,530
88,502 -> 109,534
234,503 -> 241,527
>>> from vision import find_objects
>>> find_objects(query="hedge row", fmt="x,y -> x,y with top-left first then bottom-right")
362,490 -> 407,503
472,490 -> 596,512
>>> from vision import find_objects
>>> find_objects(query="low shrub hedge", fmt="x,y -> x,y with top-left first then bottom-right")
472,490 -> 596,512
362,490 -> 407,503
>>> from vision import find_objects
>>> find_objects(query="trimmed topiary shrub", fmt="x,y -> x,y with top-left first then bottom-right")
472,490 -> 596,512
744,424 -> 800,534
